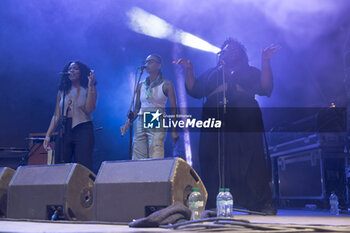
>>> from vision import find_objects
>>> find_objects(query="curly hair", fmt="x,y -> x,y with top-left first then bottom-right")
58,61 -> 92,92
220,37 -> 249,66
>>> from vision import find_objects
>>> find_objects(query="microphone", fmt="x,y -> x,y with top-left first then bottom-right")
138,65 -> 147,70
217,44 -> 229,55
59,72 -> 71,75
95,127 -> 103,131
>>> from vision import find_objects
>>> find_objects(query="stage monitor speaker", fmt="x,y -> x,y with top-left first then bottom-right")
7,163 -> 95,220
94,157 -> 207,222
0,167 -> 15,217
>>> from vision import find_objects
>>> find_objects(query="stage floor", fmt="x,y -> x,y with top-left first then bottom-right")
1,209 -> 350,232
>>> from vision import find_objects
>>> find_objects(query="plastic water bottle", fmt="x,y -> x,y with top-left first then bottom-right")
188,188 -> 204,220
216,188 -> 226,217
329,192 -> 339,215
224,188 -> 233,217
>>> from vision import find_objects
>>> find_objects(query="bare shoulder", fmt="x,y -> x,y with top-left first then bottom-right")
162,79 -> 173,96
56,91 -> 62,101
163,79 -> 174,89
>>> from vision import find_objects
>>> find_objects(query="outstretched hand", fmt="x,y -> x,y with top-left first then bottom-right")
261,44 -> 281,60
173,58 -> 193,69
88,70 -> 95,87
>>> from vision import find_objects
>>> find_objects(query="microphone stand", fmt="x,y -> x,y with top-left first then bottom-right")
58,76 -> 68,164
220,60 -> 228,190
122,67 -> 144,160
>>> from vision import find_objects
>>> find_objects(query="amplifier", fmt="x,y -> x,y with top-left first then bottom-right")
269,133 -> 345,158
276,148 -> 346,208
0,148 -> 27,169
27,133 -> 56,165
269,133 -> 347,208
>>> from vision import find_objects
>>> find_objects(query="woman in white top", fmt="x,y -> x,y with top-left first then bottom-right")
43,61 -> 97,170
121,54 -> 178,159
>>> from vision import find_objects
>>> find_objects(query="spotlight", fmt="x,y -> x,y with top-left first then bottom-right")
127,7 -> 220,54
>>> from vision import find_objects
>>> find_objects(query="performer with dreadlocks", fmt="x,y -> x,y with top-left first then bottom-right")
121,54 -> 179,159
176,38 -> 280,215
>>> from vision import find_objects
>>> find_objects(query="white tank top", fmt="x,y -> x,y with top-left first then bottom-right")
138,80 -> 167,115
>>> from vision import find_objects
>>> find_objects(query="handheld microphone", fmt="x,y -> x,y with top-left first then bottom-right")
138,65 -> 147,69
95,127 -> 103,131
217,44 -> 229,55
59,72 -> 71,75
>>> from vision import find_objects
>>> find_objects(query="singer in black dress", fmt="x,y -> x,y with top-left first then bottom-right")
176,38 -> 280,214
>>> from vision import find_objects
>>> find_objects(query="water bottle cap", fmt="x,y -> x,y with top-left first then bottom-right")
225,188 -> 230,191
192,187 -> 199,191
219,188 -> 225,191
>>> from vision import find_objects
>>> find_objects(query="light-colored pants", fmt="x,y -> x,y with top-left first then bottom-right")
132,117 -> 166,159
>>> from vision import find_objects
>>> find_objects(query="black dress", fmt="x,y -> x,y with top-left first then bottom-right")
187,64 -> 273,210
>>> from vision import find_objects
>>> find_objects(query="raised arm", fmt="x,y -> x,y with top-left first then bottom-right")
260,44 -> 280,97
175,58 -> 195,91
85,70 -> 97,113
43,92 -> 61,150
